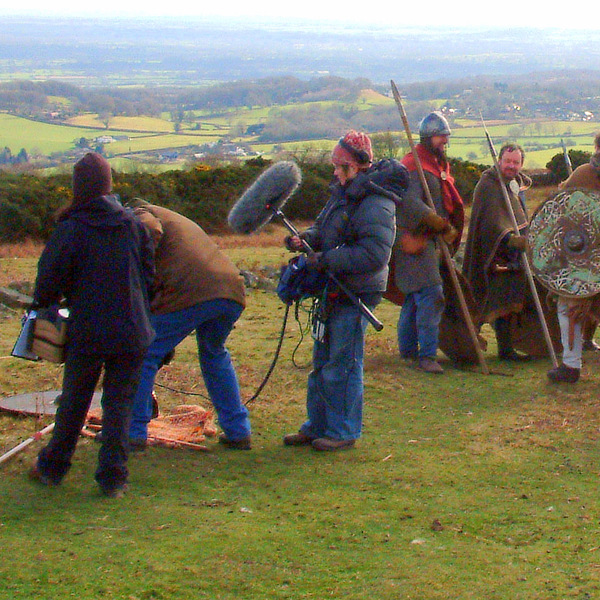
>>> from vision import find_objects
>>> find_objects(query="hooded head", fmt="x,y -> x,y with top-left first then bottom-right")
331,131 -> 373,185
331,130 -> 373,169
72,152 -> 112,203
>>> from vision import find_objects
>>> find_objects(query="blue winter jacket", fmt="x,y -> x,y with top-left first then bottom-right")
300,160 -> 399,302
33,194 -> 155,355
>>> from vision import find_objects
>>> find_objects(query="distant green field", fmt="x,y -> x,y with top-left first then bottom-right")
0,113 -> 223,158
1,109 -> 598,170
107,133 -> 222,155
67,114 -> 174,132
0,114 -> 106,155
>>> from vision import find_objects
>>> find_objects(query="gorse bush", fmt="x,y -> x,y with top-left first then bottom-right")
546,149 -> 592,183
0,156 -> 486,243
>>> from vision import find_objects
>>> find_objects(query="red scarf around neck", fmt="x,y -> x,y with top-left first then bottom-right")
401,144 -> 464,219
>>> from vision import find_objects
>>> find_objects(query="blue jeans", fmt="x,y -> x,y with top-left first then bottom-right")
397,284 -> 444,359
301,302 -> 369,441
129,299 -> 251,442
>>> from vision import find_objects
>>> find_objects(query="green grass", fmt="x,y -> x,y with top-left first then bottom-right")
67,114 -> 175,132
3,103 -> 599,171
2,237 -> 600,599
0,114 -> 106,155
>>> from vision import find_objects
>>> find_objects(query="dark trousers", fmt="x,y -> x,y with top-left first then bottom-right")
37,351 -> 145,490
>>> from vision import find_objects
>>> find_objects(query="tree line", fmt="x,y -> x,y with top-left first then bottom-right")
2,71 -> 600,127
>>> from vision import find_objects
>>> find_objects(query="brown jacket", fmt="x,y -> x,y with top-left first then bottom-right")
133,204 -> 245,315
462,167 -> 531,323
560,159 -> 600,192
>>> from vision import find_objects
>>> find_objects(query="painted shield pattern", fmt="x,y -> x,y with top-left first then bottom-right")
528,189 -> 600,298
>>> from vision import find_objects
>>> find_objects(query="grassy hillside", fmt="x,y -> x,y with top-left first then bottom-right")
2,226 -> 600,599
2,102 -> 599,170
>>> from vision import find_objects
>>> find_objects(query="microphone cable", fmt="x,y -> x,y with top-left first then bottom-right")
243,301 -> 291,406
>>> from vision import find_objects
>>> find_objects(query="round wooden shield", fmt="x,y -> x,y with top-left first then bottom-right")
528,189 -> 600,298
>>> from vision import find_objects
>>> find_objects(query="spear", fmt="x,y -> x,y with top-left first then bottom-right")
390,80 -> 489,375
480,116 -> 559,367
561,138 -> 573,176
0,422 -> 55,465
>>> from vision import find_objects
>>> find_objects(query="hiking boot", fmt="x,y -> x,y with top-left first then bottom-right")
499,349 -> 531,362
218,433 -> 252,450
283,431 -> 316,446
583,339 -> 600,352
547,363 -> 580,383
29,465 -> 61,487
312,437 -> 355,451
418,357 -> 444,374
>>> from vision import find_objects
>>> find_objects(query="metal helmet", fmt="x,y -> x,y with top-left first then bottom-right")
419,111 -> 451,138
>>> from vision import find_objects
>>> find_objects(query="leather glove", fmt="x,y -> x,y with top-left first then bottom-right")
441,225 -> 458,245
506,234 -> 528,251
419,211 -> 448,233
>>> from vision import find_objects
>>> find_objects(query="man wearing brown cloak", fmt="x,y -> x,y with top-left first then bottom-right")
462,143 -> 531,361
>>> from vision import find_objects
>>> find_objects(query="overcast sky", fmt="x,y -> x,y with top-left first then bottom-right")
2,1 -> 599,30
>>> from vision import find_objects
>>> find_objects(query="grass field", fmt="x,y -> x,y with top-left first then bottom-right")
3,91 -> 599,170
2,211 -> 600,599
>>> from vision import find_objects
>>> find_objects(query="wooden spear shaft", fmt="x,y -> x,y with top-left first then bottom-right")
561,139 -> 573,176
481,120 -> 559,368
390,80 -> 489,375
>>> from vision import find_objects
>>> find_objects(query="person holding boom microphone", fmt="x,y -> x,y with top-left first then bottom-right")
283,131 -> 397,451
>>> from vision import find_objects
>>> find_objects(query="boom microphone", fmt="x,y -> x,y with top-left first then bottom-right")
228,161 -> 302,234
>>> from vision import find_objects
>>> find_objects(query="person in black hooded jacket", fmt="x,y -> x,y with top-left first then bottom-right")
30,152 -> 155,498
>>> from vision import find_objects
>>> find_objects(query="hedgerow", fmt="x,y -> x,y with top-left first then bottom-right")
0,156 -> 486,243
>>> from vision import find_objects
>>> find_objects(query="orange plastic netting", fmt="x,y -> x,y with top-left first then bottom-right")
86,404 -> 217,450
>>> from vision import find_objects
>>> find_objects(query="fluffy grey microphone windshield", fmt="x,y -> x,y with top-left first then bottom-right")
228,161 -> 302,234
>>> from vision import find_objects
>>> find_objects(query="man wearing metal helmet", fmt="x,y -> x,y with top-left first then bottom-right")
393,111 -> 465,374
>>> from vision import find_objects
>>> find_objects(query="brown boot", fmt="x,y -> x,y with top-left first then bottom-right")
283,432 -> 315,446
311,437 -> 355,451
418,357 -> 444,374
218,433 -> 252,450
547,363 -> 580,383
